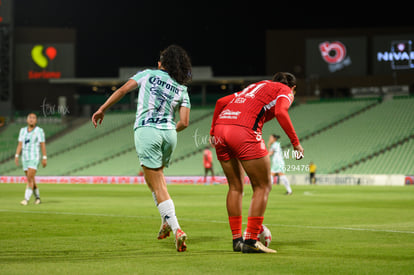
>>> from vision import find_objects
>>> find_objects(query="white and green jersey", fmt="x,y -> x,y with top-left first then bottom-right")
130,69 -> 191,130
270,141 -> 284,164
18,126 -> 45,161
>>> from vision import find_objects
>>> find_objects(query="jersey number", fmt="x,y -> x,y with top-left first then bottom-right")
238,83 -> 266,99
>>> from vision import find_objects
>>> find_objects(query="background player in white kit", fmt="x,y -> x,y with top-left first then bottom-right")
268,134 -> 292,195
15,113 -> 47,205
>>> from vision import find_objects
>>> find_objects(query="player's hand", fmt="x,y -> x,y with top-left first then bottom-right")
14,156 -> 19,166
92,109 -> 105,128
42,159 -> 47,168
293,144 -> 304,160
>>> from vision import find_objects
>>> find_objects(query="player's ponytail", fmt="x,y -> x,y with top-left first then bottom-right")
272,72 -> 296,88
159,45 -> 192,86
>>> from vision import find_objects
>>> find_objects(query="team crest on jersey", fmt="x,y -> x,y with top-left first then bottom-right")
288,93 -> 294,102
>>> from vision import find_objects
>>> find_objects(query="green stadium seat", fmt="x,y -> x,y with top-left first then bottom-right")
1,98 -> 413,176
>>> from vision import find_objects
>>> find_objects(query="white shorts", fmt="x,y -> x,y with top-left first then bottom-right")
22,159 -> 39,171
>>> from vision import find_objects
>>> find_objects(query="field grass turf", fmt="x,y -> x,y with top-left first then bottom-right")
0,183 -> 413,274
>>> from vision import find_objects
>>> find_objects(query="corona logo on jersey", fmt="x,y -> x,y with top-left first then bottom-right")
377,40 -> 414,70
28,45 -> 61,79
319,41 -> 352,73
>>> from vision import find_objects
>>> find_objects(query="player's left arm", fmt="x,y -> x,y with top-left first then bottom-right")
176,106 -> 190,132
40,142 -> 47,167
92,79 -> 138,128
274,97 -> 304,159
39,128 -> 47,167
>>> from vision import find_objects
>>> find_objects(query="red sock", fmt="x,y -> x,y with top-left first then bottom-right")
228,216 -> 242,239
245,216 -> 264,240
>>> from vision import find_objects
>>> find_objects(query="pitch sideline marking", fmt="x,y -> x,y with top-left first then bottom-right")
1,209 -> 413,235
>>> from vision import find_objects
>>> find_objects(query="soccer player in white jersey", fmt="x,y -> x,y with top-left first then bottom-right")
268,134 -> 292,195
15,113 -> 47,205
92,45 -> 192,252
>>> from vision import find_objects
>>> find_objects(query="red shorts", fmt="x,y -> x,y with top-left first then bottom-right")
213,124 -> 268,161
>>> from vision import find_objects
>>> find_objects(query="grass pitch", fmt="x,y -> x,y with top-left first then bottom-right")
0,183 -> 413,274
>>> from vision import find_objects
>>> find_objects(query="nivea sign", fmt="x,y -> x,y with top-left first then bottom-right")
373,34 -> 414,74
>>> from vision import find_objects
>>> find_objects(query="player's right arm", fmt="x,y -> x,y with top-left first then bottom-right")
15,128 -> 24,166
209,93 -> 236,136
15,141 -> 22,166
92,79 -> 138,127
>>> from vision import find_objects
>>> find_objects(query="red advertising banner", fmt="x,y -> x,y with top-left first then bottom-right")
0,176 -> 237,185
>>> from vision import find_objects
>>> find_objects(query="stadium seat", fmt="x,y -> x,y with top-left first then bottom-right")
1,98 -> 413,176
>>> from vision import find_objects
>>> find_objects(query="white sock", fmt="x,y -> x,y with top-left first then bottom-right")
25,188 -> 33,201
157,199 -> 180,235
34,188 -> 40,199
280,175 -> 292,193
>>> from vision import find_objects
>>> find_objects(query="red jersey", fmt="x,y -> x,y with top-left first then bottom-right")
210,80 -> 300,147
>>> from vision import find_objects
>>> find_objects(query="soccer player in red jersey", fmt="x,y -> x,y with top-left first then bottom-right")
203,145 -> 215,183
210,72 -> 304,253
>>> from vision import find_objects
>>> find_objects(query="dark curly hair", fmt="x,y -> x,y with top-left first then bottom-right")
159,45 -> 192,85
272,72 -> 296,88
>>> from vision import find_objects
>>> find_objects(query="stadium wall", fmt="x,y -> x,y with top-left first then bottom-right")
0,174 -> 407,186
